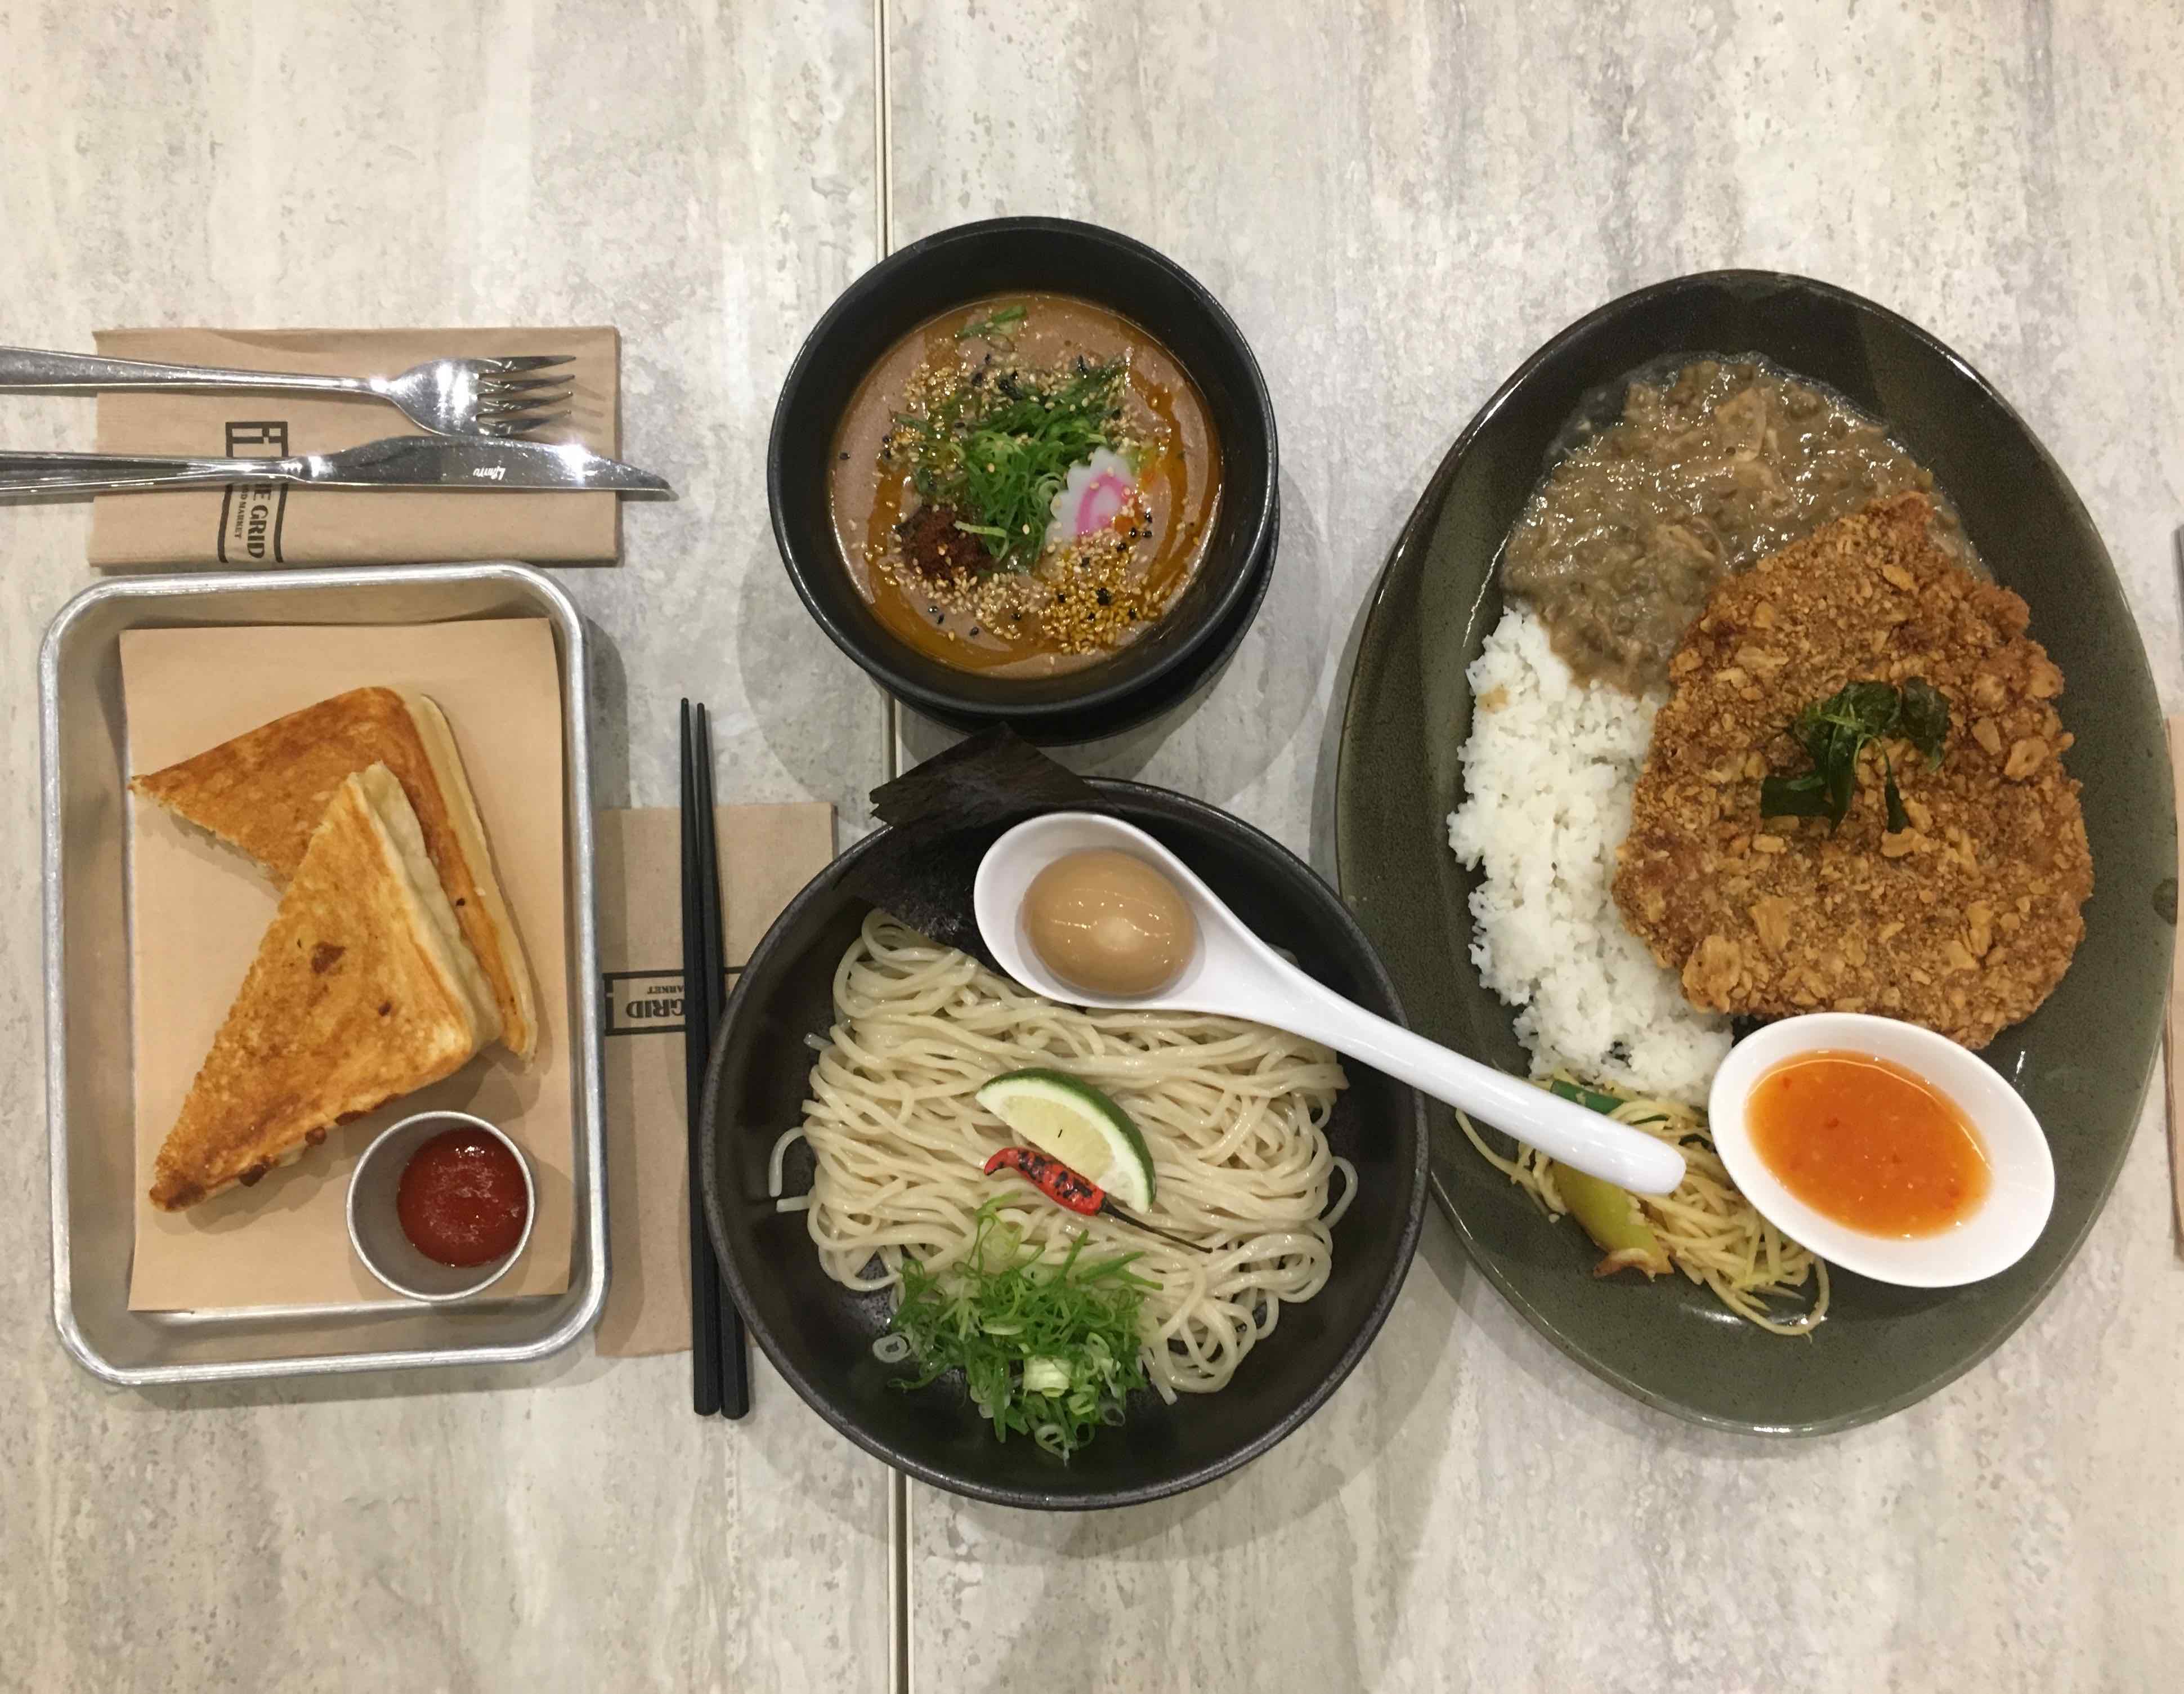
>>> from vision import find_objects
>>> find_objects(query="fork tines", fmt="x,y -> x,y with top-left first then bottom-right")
475,356 -> 576,437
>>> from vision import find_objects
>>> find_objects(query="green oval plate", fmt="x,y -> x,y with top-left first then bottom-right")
1335,271 -> 2173,1433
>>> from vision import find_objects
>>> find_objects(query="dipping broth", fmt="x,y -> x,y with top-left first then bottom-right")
829,293 -> 1224,679
1748,1050 -> 1991,1237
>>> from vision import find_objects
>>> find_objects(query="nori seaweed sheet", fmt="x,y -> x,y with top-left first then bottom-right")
847,727 -> 1099,969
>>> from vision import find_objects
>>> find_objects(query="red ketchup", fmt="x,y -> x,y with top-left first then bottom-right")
396,1129 -> 529,1268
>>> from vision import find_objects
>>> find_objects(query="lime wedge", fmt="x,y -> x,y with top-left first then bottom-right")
975,1069 -> 1157,1213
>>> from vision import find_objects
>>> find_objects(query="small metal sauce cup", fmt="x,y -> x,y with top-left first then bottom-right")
347,1110 -> 536,1302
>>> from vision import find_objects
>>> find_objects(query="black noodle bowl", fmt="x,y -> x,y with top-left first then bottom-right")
700,781 -> 1427,1509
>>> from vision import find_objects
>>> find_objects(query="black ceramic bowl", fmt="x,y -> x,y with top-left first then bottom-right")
768,217 -> 1279,744
701,783 -> 1428,1509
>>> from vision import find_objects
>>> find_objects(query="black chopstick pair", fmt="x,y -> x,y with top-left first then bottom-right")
681,700 -> 750,1419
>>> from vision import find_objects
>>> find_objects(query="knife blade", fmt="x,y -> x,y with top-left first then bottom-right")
0,433 -> 673,497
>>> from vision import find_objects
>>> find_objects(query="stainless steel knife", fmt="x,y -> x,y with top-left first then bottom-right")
0,433 -> 673,497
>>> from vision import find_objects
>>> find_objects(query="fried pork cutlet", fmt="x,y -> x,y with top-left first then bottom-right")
1613,493 -> 2091,1048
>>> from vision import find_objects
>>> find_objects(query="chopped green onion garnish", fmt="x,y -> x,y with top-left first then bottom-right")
955,303 -> 1028,341
879,1199 -> 1153,1458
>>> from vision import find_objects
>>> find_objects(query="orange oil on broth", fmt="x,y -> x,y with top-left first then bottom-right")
1748,1050 -> 1991,1237
827,293 -> 1223,678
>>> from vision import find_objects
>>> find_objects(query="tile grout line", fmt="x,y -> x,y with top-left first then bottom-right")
876,0 -> 901,785
874,8 -> 911,1694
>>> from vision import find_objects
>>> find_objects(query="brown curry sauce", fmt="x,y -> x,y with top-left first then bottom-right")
1502,359 -> 1979,694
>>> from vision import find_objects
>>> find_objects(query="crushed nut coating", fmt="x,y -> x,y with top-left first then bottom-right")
1614,493 -> 2091,1048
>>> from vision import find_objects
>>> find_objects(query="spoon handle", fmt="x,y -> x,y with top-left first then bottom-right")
1229,968 -> 1688,1196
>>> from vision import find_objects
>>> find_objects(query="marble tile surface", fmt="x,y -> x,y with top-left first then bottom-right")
887,2 -> 2184,1689
9,0 -> 2184,1688
0,5 -> 891,1691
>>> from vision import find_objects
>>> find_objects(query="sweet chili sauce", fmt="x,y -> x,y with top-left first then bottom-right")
1749,1050 -> 1990,1237
397,1129 -> 529,1268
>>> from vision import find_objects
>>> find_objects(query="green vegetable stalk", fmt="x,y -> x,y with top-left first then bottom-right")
1545,1079 -> 1670,1277
1554,1165 -> 1672,1279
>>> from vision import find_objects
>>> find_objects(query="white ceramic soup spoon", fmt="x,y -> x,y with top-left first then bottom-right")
973,812 -> 1688,1196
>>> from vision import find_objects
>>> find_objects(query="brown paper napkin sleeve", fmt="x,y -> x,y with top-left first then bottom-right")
594,802 -> 835,1358
88,325 -> 621,567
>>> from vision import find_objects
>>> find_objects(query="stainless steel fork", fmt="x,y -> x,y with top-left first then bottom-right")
0,346 -> 576,438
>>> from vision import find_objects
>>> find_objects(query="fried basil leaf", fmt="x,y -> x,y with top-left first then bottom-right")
1898,677 -> 1950,767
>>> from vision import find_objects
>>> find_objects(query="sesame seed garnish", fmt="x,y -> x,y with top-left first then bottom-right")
872,490 -> 1169,657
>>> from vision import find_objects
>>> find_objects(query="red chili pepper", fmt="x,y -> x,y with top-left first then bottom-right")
983,1146 -> 1105,1215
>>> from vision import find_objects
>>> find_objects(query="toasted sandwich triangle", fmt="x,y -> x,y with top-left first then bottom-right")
149,766 -> 500,1212
132,685 -> 538,1060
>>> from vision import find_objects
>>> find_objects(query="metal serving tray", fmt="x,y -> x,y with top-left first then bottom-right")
41,562 -> 607,1384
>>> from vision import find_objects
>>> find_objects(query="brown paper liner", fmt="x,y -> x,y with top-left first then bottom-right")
122,620 -> 572,1311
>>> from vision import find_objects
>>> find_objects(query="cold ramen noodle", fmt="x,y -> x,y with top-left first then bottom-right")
1448,356 -> 2086,1333
829,293 -> 1224,678
769,913 -> 1353,1457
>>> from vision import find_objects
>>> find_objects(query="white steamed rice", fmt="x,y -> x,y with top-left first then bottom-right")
1446,605 -> 1729,1107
